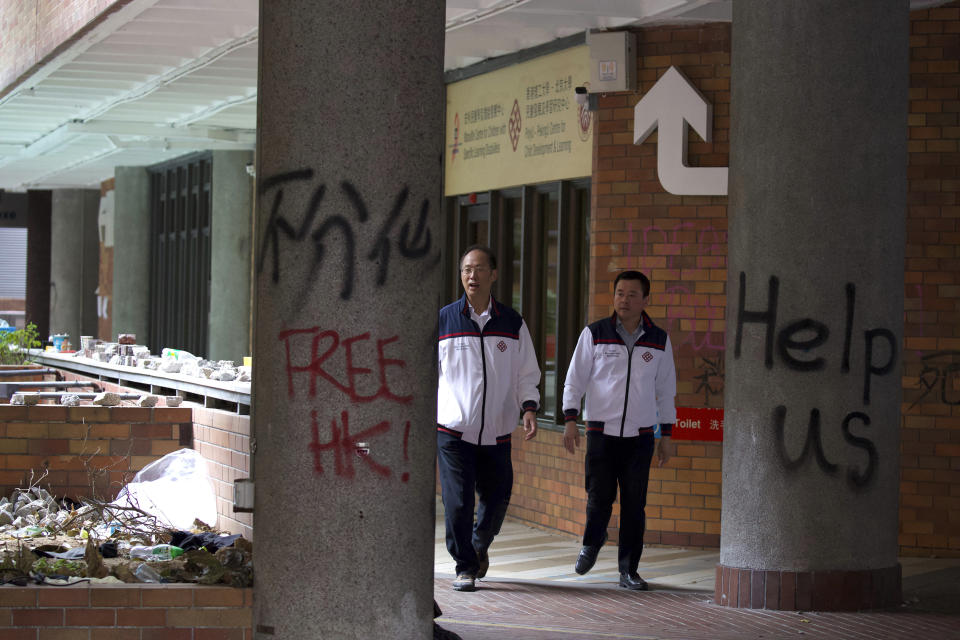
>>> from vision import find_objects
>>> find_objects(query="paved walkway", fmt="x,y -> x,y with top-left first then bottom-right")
433,512 -> 960,639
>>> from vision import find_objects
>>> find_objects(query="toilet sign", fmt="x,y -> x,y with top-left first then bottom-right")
672,407 -> 724,442
633,66 -> 729,196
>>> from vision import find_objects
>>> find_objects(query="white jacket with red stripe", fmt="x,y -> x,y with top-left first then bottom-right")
562,312 -> 676,438
437,295 -> 541,445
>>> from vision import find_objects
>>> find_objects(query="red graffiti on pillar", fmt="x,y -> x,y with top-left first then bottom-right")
278,327 -> 412,404
309,410 -> 392,479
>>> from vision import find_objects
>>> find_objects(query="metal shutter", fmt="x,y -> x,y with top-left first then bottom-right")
0,227 -> 27,298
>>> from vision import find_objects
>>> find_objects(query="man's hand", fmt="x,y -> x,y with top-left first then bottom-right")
562,420 -> 580,454
522,410 -> 538,441
655,436 -> 675,467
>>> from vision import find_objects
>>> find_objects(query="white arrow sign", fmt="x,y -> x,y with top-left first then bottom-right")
633,66 -> 728,196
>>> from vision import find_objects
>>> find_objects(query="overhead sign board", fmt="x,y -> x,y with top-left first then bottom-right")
445,46 -> 593,196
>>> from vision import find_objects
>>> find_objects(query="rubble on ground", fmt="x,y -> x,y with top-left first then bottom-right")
92,392 -> 121,406
60,394 -> 81,406
0,485 -> 252,587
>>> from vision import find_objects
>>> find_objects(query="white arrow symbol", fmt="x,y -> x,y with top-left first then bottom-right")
633,66 -> 728,196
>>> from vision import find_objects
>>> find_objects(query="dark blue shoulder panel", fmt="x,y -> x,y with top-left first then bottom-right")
438,297 -> 477,341
484,298 -> 523,339
588,316 -> 623,345
587,313 -> 668,350
438,296 -> 523,341
637,312 -> 667,350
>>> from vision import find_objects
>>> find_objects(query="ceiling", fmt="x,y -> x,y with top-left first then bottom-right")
0,0 -> 947,192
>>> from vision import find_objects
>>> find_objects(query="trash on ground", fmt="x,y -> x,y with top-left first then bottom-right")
0,454 -> 251,586
111,448 -> 218,531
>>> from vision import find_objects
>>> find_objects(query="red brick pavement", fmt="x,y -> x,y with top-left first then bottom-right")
433,577 -> 960,640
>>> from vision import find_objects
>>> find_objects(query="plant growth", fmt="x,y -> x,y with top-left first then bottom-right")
0,322 -> 41,365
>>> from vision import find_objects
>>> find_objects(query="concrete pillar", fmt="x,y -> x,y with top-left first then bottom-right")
718,1 -> 908,610
112,167 -> 150,343
25,190 -> 51,339
49,189 -> 99,346
251,1 -> 444,637
208,150 -> 254,363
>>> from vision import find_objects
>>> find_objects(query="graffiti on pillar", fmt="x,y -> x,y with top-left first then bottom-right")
772,406 -> 878,489
734,272 -> 897,490
309,409 -> 412,480
257,169 -> 434,299
278,327 -> 412,405
910,351 -> 960,409
280,326 -> 414,482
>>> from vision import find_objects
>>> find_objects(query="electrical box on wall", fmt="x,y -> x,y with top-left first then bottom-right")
587,31 -> 636,93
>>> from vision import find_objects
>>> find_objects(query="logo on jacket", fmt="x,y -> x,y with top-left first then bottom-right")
497,340 -> 507,352
642,351 -> 653,362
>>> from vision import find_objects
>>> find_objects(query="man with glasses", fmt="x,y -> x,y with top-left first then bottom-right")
561,270 -> 676,590
437,244 -> 541,592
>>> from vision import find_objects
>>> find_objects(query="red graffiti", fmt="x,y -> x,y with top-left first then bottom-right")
279,327 -> 412,404
638,221 -> 726,261
664,283 -> 726,353
309,409 -> 394,478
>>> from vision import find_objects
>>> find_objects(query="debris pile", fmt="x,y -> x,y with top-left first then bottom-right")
0,451 -> 252,587
0,489 -> 252,586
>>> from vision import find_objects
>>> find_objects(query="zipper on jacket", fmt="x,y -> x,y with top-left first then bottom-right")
478,329 -> 487,444
619,340 -> 633,437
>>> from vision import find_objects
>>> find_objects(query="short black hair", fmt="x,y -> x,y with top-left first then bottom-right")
613,270 -> 650,297
460,244 -> 497,270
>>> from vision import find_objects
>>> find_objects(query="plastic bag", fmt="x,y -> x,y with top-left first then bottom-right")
112,449 -> 217,530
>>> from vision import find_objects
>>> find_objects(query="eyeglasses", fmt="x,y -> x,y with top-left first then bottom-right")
461,266 -> 490,276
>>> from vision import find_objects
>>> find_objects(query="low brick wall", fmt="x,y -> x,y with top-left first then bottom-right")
508,425 -> 722,549
0,584 -> 253,639
191,408 -> 252,540
0,405 -> 190,500
1,362 -> 253,538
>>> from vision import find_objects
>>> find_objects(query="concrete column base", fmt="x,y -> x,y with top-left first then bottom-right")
713,564 -> 901,611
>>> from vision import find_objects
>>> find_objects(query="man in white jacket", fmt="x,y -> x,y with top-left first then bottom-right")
561,270 -> 676,590
437,245 -> 541,592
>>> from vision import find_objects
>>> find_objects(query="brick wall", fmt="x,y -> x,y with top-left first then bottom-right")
0,404 -> 188,501
901,2 -> 960,557
590,23 -> 730,411
0,367 -> 253,540
0,584 -> 252,639
509,7 -> 960,557
509,426 -> 722,548
0,0 -> 126,96
2,365 -> 252,538
506,23 -> 731,549
192,408 -> 252,540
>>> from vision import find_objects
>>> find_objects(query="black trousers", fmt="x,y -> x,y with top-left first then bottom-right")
437,429 -> 513,575
582,428 -> 655,575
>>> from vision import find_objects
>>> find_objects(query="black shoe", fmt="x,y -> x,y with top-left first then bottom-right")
619,572 -> 648,591
575,534 -> 607,575
475,545 -> 489,579
575,545 -> 602,575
